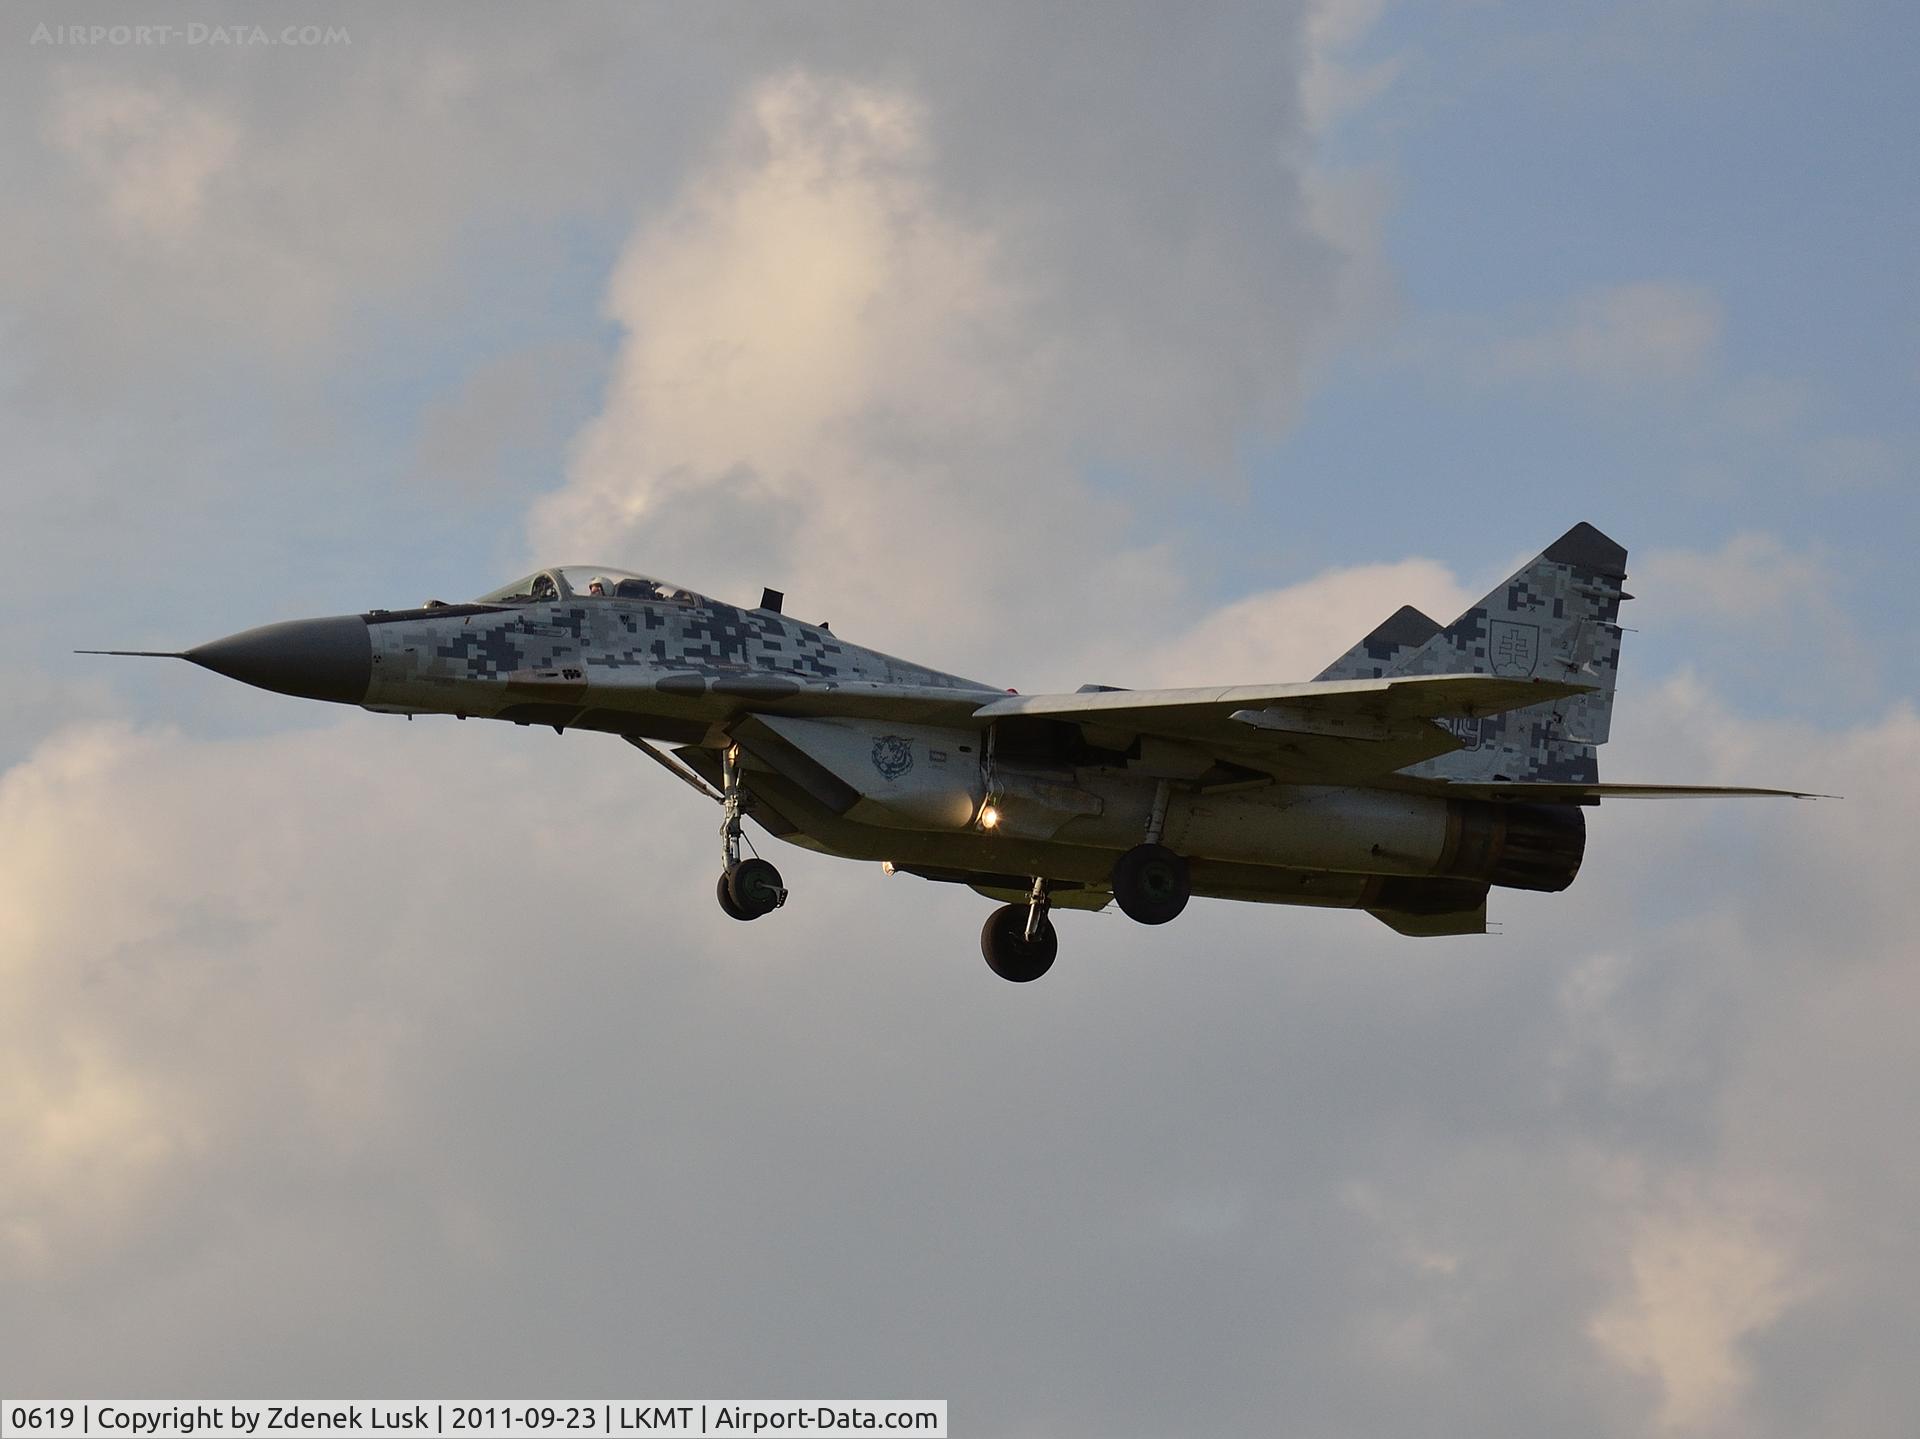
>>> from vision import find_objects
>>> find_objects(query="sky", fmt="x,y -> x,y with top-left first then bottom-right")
2,3 -> 1917,1434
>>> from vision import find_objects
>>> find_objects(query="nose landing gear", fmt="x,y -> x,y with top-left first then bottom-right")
716,743 -> 786,921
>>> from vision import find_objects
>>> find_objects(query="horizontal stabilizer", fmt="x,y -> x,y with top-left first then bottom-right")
1370,903 -> 1488,937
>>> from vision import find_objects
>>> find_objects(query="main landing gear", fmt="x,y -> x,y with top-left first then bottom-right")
715,744 -> 786,922
1110,782 -> 1192,925
1111,842 -> 1191,925
979,793 -> 1195,982
981,877 -> 1057,983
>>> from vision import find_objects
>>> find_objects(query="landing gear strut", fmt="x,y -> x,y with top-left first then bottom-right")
981,878 -> 1058,983
716,743 -> 785,921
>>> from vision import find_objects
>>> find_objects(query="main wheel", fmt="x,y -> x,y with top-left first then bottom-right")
980,903 -> 1058,983
716,872 -> 754,921
726,857 -> 786,918
1111,842 -> 1191,925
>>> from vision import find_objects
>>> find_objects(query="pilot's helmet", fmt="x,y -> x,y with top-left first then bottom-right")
586,575 -> 613,597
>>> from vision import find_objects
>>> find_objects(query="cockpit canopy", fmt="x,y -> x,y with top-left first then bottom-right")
475,566 -> 711,606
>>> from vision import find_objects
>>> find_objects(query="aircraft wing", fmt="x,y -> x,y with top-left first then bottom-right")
1421,781 -> 1832,803
971,674 -> 1594,781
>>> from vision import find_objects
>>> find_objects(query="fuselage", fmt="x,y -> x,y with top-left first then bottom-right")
361,593 -> 995,736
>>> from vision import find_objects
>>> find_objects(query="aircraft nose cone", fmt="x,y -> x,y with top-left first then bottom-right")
187,615 -> 372,705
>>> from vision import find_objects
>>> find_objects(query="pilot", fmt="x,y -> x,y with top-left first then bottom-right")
530,573 -> 558,602
587,575 -> 613,597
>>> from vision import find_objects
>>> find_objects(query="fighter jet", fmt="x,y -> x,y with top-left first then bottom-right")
86,523 -> 1815,981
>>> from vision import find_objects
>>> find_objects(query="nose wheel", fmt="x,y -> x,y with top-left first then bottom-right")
721,857 -> 786,920
715,743 -> 786,921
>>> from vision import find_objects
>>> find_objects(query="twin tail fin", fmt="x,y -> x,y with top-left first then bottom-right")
1316,522 -> 1631,785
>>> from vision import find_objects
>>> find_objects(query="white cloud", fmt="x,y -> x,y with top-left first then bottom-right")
1639,533 -> 1830,623
531,72 -> 1093,670
1590,1192 -> 1805,1433
1634,534 -> 1875,707
5,585 -> 1920,1433
1304,0 -> 1402,132
5,7 -> 1917,1432
46,73 -> 241,248
531,61 -> 1373,680
4,12 -> 714,378
1108,557 -> 1472,687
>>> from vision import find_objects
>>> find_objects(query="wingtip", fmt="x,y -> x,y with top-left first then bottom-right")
1543,521 -> 1628,576
1367,604 -> 1442,649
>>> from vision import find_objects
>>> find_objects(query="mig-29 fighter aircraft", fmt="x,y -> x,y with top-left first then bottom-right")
86,523 -> 1814,981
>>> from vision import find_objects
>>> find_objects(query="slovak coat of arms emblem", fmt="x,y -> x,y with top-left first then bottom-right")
871,734 -> 915,780
1488,619 -> 1539,677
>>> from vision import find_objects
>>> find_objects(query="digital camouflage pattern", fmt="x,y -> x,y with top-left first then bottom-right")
1315,522 -> 1628,784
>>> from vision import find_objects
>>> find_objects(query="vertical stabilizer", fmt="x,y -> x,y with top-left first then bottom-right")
1385,523 -> 1630,784
1315,604 -> 1444,681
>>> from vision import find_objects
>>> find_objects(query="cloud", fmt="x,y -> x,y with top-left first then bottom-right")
1304,0 -> 1402,132
3,11 -> 714,385
2,4 -> 1386,668
531,71 -> 1080,670
8,585 -> 1919,1433
1638,533 -> 1833,625
46,73 -> 242,248
530,57 -> 1376,680
408,340 -> 606,501
1493,282 -> 1723,385
1562,685 -> 1920,1435
1114,557 -> 1473,687
1402,282 -> 1724,395
6,6 -> 1917,1433
1589,1188 -> 1805,1432
1634,534 -> 1875,708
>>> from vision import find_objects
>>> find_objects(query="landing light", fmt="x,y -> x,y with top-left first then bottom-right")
978,803 -> 1001,831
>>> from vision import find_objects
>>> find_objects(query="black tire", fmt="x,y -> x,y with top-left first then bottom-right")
1111,842 -> 1191,925
716,872 -> 755,921
726,857 -> 786,918
980,903 -> 1058,983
